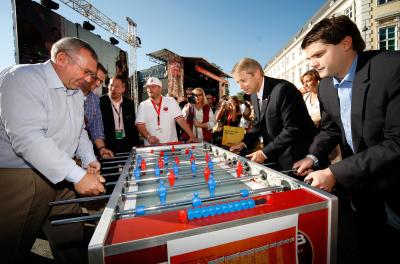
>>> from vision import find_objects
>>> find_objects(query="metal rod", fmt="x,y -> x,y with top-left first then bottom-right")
128,174 -> 256,196
134,159 -> 225,174
101,165 -> 124,171
102,172 -> 121,177
100,155 -> 129,161
101,159 -> 128,165
48,175 -> 255,206
132,167 -> 237,184
51,213 -> 103,225
133,147 -> 209,157
115,152 -> 131,156
133,153 -> 212,164
50,186 -> 281,225
48,194 -> 111,206
133,148 -> 211,159
118,186 -> 282,217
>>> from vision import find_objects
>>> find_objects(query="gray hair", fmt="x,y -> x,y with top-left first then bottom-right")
51,37 -> 98,61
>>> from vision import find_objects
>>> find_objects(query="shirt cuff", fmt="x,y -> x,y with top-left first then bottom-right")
65,165 -> 86,184
80,153 -> 97,168
306,154 -> 319,167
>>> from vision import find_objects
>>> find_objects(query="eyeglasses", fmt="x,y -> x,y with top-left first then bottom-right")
194,94 -> 203,97
66,53 -> 97,79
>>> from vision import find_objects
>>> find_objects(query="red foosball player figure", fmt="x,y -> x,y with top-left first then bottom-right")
168,169 -> 176,187
204,166 -> 211,182
236,161 -> 243,177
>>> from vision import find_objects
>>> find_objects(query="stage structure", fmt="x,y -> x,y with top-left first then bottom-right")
143,49 -> 230,102
57,0 -> 141,101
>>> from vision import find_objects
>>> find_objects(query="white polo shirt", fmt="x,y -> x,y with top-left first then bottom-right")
135,96 -> 183,145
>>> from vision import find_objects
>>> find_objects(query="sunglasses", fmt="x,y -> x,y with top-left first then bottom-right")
194,94 -> 203,97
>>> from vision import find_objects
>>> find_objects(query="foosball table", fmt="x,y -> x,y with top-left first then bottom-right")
53,143 -> 338,263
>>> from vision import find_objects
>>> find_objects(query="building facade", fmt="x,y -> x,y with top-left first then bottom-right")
265,0 -> 399,89
371,0 -> 400,50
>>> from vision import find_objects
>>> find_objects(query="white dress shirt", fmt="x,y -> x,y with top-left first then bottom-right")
0,60 -> 96,184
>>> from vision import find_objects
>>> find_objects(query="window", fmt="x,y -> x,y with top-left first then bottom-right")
379,26 -> 397,51
344,6 -> 353,18
378,0 -> 394,5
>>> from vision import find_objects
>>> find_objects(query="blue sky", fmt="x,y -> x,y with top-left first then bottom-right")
0,0 -> 326,94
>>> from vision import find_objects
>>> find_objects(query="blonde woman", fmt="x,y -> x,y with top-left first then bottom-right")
301,69 -> 321,127
301,69 -> 341,164
182,88 -> 216,142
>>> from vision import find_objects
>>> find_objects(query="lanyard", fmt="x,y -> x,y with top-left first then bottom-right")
151,96 -> 163,127
227,112 -> 232,126
111,103 -> 122,130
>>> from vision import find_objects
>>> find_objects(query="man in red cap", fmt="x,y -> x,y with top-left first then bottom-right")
135,77 -> 197,145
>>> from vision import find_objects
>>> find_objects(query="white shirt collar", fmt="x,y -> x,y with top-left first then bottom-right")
109,95 -> 123,107
256,78 -> 264,100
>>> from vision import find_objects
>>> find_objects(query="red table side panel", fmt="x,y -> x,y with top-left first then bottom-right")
104,209 -> 330,264
106,188 -> 326,245
298,209 -> 329,264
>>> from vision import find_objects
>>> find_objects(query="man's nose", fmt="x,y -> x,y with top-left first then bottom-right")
310,59 -> 318,69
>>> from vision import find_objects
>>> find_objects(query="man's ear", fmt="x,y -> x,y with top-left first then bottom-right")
55,52 -> 70,67
341,36 -> 353,51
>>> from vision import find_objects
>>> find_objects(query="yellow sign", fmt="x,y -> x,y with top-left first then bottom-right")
221,126 -> 245,147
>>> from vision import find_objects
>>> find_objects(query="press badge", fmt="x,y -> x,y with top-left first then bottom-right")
115,129 -> 125,139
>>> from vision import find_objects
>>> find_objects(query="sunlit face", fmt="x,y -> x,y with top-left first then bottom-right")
61,48 -> 98,89
304,40 -> 349,79
146,84 -> 162,99
108,78 -> 125,100
233,70 -> 263,95
301,75 -> 318,93
193,91 -> 204,104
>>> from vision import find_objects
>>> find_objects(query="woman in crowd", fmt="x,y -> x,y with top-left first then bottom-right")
301,69 -> 321,127
301,69 -> 341,163
213,95 -> 242,145
115,50 -> 128,84
182,87 -> 216,142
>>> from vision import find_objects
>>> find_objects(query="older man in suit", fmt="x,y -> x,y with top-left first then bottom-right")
230,58 -> 317,171
293,15 -> 400,263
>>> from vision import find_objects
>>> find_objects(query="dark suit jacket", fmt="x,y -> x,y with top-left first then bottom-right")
244,76 -> 318,170
100,95 -> 139,153
310,50 -> 400,194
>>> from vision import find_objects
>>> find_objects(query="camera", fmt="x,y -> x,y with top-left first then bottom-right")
187,94 -> 196,104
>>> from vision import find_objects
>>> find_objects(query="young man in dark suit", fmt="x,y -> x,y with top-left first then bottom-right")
230,58 -> 317,171
100,75 -> 139,153
293,15 -> 400,263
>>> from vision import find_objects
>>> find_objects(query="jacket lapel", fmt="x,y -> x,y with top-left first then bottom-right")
250,93 -> 260,123
351,53 -> 370,153
260,77 -> 272,121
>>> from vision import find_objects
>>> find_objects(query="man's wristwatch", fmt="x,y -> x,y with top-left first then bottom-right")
306,154 -> 319,167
